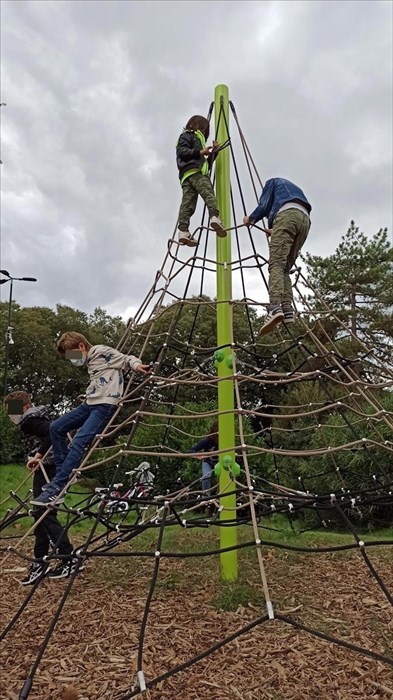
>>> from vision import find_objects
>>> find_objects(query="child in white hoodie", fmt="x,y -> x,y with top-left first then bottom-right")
31,332 -> 150,507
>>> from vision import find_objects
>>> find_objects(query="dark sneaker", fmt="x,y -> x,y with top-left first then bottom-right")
210,216 -> 226,237
260,306 -> 285,336
20,562 -> 49,586
177,229 -> 198,247
48,558 -> 85,580
30,490 -> 65,507
281,304 -> 295,323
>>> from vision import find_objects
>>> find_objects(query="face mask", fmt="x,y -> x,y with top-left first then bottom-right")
70,357 -> 86,367
9,415 -> 22,425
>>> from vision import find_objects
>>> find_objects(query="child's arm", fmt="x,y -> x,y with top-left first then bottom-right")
189,435 -> 216,455
127,358 -> 151,374
103,347 -> 151,374
245,179 -> 275,225
176,132 -> 204,161
207,140 -> 220,167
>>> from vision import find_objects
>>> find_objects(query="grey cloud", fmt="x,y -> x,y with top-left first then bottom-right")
1,0 -> 392,317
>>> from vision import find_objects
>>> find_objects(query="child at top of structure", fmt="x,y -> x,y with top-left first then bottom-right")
176,114 -> 226,247
4,390 -> 77,584
243,177 -> 312,336
30,332 -> 151,508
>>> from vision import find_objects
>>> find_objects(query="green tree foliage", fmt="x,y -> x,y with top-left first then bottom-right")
270,382 -> 393,528
88,401 -> 272,494
0,303 -> 125,410
92,401 -> 220,492
303,221 -> 393,364
138,296 -> 257,361
2,291 -> 390,530
134,295 -> 289,408
302,390 -> 393,528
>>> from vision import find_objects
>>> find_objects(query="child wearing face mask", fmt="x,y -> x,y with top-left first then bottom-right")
30,332 -> 150,507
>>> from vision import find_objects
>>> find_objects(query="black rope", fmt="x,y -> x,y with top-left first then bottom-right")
1,96 -> 391,700
136,503 -> 169,682
121,615 -> 270,698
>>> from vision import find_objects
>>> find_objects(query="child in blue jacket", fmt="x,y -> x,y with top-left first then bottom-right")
244,177 -> 311,335
189,420 -> 218,493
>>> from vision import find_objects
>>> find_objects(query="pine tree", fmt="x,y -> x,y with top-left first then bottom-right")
303,221 -> 393,365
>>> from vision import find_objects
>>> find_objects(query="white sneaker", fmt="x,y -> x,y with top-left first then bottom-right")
177,229 -> 198,247
20,562 -> 50,586
259,306 -> 285,336
48,558 -> 85,580
210,216 -> 226,238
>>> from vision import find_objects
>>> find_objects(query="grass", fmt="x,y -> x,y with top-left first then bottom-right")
211,579 -> 262,611
0,463 -> 100,534
1,464 -> 392,620
1,462 -> 392,559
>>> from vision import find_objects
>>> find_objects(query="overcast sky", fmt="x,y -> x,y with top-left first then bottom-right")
1,0 -> 392,319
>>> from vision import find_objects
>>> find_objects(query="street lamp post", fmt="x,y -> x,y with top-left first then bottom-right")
0,270 -> 37,396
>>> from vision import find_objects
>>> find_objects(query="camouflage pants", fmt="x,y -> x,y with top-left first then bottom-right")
178,172 -> 219,232
268,209 -> 310,304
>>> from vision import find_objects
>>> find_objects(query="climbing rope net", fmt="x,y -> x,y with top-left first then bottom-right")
1,99 -> 392,699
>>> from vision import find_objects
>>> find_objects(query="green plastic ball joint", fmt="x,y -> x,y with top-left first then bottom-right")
214,463 -> 222,477
222,455 -> 232,470
225,353 -> 233,369
231,462 -> 241,477
214,349 -> 225,363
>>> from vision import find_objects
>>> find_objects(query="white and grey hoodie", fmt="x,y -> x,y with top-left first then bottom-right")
85,345 -> 142,406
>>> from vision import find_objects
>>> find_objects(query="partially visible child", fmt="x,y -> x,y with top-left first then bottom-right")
243,177 -> 311,335
176,114 -> 226,247
4,391 -> 77,584
189,420 -> 218,494
30,333 -> 150,507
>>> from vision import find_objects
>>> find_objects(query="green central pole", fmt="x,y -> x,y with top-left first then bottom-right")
214,84 -> 238,581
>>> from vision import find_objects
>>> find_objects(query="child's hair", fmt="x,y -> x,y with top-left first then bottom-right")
209,419 -> 218,436
185,115 -> 210,140
4,390 -> 31,409
57,332 -> 92,356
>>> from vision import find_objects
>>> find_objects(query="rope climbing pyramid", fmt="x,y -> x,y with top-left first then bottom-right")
1,85 -> 392,700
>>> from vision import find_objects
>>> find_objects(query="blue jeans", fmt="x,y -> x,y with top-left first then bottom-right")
49,403 -> 116,491
202,460 -> 213,492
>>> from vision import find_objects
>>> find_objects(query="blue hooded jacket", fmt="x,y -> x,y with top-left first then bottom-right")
249,178 -> 311,228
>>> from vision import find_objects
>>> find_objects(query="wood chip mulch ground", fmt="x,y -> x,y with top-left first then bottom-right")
1,543 -> 392,700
